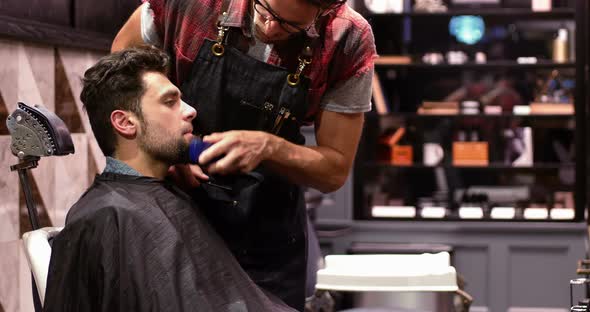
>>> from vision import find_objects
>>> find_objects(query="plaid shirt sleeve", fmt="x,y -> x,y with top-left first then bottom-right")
305,6 -> 377,119
143,0 -> 165,42
326,12 -> 377,88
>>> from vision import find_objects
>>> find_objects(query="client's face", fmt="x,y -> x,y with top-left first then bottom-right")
136,71 -> 196,164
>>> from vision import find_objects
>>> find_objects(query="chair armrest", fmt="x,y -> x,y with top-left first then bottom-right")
22,227 -> 63,305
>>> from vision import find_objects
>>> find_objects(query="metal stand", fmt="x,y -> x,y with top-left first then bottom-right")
10,157 -> 43,311
10,157 -> 41,230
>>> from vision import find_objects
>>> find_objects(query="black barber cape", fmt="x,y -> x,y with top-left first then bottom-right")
44,172 -> 294,312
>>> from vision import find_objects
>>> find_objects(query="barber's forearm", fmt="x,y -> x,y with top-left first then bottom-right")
264,135 -> 351,193
111,6 -> 145,52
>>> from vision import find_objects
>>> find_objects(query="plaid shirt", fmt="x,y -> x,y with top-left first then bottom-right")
146,0 -> 376,121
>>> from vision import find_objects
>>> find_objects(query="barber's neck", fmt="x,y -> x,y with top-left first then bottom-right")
113,144 -> 169,180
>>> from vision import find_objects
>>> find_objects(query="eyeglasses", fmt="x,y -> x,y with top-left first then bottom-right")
252,0 -> 320,34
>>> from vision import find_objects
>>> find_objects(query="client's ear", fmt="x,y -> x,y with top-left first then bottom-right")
111,110 -> 138,138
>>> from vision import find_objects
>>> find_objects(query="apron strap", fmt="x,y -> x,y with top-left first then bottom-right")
212,0 -> 317,87
211,0 -> 234,56
211,0 -> 232,57
217,0 -> 232,25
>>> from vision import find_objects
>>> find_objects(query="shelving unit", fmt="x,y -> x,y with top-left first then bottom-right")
374,60 -> 576,69
372,112 -> 574,118
315,2 -> 589,310
352,0 -> 587,223
365,8 -> 575,18
364,162 -> 573,170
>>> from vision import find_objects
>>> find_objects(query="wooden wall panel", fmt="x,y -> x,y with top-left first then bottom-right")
0,0 -> 139,51
0,38 -> 105,312
74,0 -> 139,35
0,0 -> 71,27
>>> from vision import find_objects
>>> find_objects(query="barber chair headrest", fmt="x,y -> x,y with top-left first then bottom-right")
6,102 -> 74,159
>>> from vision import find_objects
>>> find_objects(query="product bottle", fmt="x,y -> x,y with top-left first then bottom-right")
552,28 -> 568,63
532,0 -> 551,12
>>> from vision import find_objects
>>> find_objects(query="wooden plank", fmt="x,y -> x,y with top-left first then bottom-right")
0,0 -> 71,27
371,71 -> 389,114
0,14 -> 111,51
75,0 -> 139,35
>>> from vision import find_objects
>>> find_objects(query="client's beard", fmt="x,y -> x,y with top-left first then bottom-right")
138,120 -> 191,165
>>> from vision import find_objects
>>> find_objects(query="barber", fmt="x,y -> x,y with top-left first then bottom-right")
112,0 -> 375,310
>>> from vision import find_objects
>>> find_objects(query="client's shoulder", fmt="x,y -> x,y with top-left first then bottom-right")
64,173 -> 166,225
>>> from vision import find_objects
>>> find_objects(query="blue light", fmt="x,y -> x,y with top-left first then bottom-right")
449,15 -> 485,45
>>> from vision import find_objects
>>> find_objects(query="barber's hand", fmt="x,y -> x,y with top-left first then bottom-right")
200,130 -> 274,175
168,163 -> 209,189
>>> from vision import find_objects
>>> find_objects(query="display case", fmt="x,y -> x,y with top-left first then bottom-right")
354,0 -> 587,222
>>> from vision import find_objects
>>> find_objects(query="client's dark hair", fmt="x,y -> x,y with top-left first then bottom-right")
80,45 -> 169,157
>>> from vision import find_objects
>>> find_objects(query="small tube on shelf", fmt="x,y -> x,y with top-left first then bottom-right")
459,206 -> 484,219
491,207 -> 516,220
372,205 -> 416,218
421,206 -> 447,219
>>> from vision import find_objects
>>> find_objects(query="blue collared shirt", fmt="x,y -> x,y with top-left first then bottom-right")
103,157 -> 142,177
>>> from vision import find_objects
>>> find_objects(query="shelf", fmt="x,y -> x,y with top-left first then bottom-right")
376,113 -> 575,119
365,163 -> 574,170
366,8 -> 575,19
374,61 -> 576,70
350,216 -> 581,224
366,216 -> 578,223
316,219 -> 586,233
0,14 -> 111,52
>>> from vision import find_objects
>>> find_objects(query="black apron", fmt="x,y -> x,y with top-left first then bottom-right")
180,20 -> 312,311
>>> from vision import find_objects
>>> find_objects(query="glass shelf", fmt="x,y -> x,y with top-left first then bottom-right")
374,61 -> 576,70
366,8 -> 575,19
367,214 -> 577,222
377,113 -> 575,119
365,162 -> 574,170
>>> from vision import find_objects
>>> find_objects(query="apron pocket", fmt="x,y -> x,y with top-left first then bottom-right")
230,100 -> 273,131
200,172 -> 265,226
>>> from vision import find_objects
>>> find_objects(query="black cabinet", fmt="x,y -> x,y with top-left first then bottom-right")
354,0 -> 587,222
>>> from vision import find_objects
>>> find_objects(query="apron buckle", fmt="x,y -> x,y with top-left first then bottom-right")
212,20 -> 229,57
212,43 -> 225,57
287,55 -> 312,87
287,73 -> 300,86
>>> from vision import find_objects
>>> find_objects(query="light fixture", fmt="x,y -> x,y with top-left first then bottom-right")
449,15 -> 485,45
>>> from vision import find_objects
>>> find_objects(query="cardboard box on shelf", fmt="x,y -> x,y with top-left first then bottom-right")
374,55 -> 412,65
529,102 -> 574,115
372,72 -> 389,114
392,145 -> 413,166
453,142 -> 489,166
418,101 -> 459,115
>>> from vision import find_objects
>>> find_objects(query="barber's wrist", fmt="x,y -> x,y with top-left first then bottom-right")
264,132 -> 283,162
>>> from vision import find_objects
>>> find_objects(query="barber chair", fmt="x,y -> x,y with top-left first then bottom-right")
308,252 -> 472,312
7,102 -> 75,310
21,227 -> 63,306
